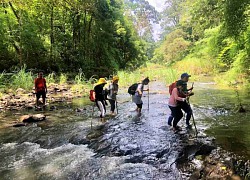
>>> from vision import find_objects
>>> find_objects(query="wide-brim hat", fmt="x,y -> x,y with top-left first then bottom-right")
96,78 -> 107,85
112,76 -> 119,81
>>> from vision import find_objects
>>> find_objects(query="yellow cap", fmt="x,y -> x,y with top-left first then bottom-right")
96,78 -> 107,85
113,76 -> 119,81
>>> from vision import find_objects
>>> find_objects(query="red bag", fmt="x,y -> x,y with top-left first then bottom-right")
169,81 -> 177,95
89,90 -> 95,102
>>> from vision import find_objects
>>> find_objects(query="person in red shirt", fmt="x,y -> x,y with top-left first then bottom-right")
34,72 -> 47,107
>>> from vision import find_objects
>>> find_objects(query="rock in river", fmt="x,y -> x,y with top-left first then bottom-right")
20,114 -> 46,123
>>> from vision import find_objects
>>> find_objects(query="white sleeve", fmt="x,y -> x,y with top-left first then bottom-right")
137,84 -> 142,91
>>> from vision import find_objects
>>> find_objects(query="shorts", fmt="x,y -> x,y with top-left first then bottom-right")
36,91 -> 46,99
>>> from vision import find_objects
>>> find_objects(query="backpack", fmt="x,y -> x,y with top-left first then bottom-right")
169,81 -> 177,95
128,83 -> 138,95
89,90 -> 95,102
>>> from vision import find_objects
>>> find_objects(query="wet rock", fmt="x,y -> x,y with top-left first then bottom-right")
25,104 -> 34,110
13,123 -> 26,127
49,106 -> 57,111
238,106 -> 246,113
76,108 -> 84,112
20,114 -> 46,123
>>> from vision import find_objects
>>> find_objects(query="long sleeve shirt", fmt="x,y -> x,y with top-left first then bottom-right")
168,88 -> 184,107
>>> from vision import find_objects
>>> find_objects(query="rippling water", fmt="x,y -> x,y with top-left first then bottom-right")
0,81 -> 249,179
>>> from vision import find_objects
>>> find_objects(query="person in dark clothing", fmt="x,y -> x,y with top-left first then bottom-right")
178,73 -> 194,127
107,76 -> 119,116
94,78 -> 107,122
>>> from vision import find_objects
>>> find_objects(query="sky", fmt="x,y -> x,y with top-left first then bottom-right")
147,0 -> 165,12
146,0 -> 166,40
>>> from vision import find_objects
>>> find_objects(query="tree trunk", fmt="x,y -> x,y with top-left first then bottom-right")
8,2 -> 22,65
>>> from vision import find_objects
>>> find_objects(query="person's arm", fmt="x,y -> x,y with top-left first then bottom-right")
137,84 -> 143,95
114,84 -> 118,94
173,88 -> 185,101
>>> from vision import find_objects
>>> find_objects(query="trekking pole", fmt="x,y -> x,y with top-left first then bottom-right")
116,99 -> 118,114
187,98 -> 198,137
148,84 -> 150,110
91,103 -> 95,130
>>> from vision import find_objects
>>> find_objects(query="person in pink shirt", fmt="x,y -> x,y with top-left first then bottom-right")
168,80 -> 186,132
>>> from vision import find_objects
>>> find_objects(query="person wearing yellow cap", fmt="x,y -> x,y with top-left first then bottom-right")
107,76 -> 119,116
94,78 -> 107,122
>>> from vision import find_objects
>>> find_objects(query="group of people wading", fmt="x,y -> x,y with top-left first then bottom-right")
34,71 -> 194,133
92,73 -> 194,133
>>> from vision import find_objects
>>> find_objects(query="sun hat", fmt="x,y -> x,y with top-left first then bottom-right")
96,78 -> 107,85
112,76 -> 119,81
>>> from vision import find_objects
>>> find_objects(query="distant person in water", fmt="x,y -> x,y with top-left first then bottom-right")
34,71 -> 47,107
94,78 -> 107,122
107,76 -> 119,116
168,73 -> 194,128
168,80 -> 186,132
132,77 -> 150,115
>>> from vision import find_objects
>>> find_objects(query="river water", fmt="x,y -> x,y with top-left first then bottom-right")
0,81 -> 249,179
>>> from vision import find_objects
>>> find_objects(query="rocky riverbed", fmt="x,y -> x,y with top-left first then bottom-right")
0,81 -> 249,179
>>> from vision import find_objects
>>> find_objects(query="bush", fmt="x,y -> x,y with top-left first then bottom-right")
11,66 -> 34,91
46,72 -> 56,85
59,73 -> 67,85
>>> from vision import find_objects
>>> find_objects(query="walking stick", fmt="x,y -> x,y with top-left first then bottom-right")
116,99 -> 118,114
147,84 -> 150,110
91,103 -> 95,129
187,98 -> 198,137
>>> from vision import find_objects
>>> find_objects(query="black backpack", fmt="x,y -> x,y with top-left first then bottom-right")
128,83 -> 138,95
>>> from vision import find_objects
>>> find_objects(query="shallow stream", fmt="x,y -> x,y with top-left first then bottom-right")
0,81 -> 249,179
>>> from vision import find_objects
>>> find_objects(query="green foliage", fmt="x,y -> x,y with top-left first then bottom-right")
152,29 -> 191,64
59,73 -> 67,85
118,63 -> 178,87
155,0 -> 250,88
46,72 -> 56,85
0,0 -> 148,76
11,66 -> 33,90
223,0 -> 250,38
74,69 -> 86,85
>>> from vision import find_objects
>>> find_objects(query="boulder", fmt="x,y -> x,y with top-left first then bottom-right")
20,114 -> 46,123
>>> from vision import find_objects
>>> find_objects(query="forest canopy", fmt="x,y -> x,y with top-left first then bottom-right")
0,0 -> 157,77
153,0 -> 250,85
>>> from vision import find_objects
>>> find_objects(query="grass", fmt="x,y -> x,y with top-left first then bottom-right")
70,69 -> 93,95
11,66 -> 34,91
117,63 -> 179,87
46,72 -> 56,85
59,73 -> 67,85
